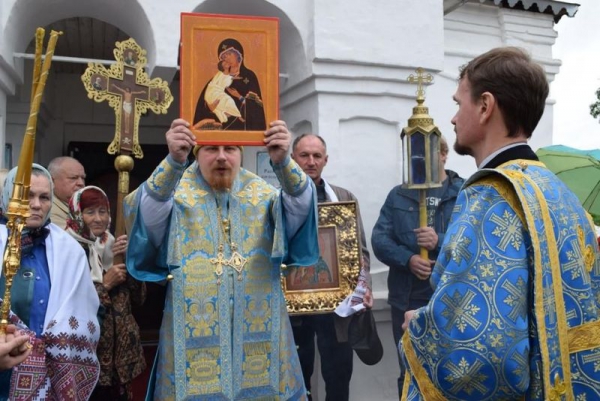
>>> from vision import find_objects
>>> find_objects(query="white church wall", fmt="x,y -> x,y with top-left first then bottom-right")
313,0 -> 444,69
498,7 -> 560,153
335,116 -> 401,256
143,0 -> 194,80
500,9 -> 558,59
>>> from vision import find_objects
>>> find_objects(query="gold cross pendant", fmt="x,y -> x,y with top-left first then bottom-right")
210,244 -> 227,284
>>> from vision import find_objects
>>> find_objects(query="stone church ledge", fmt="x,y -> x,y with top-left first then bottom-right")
280,61 -> 441,109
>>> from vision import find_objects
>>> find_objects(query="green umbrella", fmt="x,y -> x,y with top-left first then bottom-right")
536,145 -> 600,224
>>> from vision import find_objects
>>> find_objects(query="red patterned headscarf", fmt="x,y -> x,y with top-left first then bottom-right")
66,186 -> 110,241
66,186 -> 114,284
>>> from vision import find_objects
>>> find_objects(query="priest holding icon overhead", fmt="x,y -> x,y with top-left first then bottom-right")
123,117 -> 318,400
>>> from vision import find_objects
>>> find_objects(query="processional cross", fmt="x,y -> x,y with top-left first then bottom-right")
81,38 -> 173,243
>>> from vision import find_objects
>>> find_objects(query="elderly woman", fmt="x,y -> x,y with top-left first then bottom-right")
0,164 -> 100,399
66,185 -> 145,401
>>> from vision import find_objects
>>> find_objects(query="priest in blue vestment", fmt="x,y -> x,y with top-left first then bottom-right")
124,118 -> 318,400
401,47 -> 600,400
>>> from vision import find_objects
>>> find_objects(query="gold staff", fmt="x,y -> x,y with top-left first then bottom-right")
0,28 -> 62,334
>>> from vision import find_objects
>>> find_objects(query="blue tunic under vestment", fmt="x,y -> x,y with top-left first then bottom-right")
124,156 -> 318,400
402,160 -> 600,400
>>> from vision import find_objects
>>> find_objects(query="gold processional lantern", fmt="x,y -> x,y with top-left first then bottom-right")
401,68 -> 442,260
0,29 -> 61,334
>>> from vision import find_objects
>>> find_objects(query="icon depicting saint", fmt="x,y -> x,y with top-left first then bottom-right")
92,76 -> 104,90
124,50 -> 136,66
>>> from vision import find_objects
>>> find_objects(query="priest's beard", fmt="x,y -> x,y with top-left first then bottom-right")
207,171 -> 235,190
454,139 -> 473,157
205,168 -> 239,191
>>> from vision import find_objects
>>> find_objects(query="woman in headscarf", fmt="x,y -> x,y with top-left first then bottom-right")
66,185 -> 145,401
193,38 -> 266,131
0,164 -> 100,400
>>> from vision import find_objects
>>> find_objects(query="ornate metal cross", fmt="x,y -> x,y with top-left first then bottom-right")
210,245 -> 228,284
82,38 -> 173,159
81,38 -> 173,244
407,67 -> 433,104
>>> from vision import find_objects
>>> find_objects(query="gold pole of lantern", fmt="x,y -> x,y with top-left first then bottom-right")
419,191 -> 428,259
0,28 -> 62,334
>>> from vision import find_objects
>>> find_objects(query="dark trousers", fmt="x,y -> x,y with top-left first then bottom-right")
89,381 -> 133,401
391,300 -> 429,397
291,313 -> 353,401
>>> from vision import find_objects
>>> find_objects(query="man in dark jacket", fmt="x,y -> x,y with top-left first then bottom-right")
371,136 -> 464,396
290,133 -> 372,401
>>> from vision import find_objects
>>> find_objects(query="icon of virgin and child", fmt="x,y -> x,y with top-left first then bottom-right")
193,38 -> 266,131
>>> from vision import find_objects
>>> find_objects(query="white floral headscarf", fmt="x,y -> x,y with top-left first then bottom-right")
1,163 -> 53,228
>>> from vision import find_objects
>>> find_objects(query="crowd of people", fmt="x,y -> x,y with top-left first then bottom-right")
0,45 -> 599,401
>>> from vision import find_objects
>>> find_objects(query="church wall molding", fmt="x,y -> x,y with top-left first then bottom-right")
443,48 -> 561,72
280,63 -> 440,110
280,76 -> 420,110
310,59 -> 437,83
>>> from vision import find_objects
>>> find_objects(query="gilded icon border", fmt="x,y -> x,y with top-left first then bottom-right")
282,201 -> 362,315
180,13 -> 279,146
